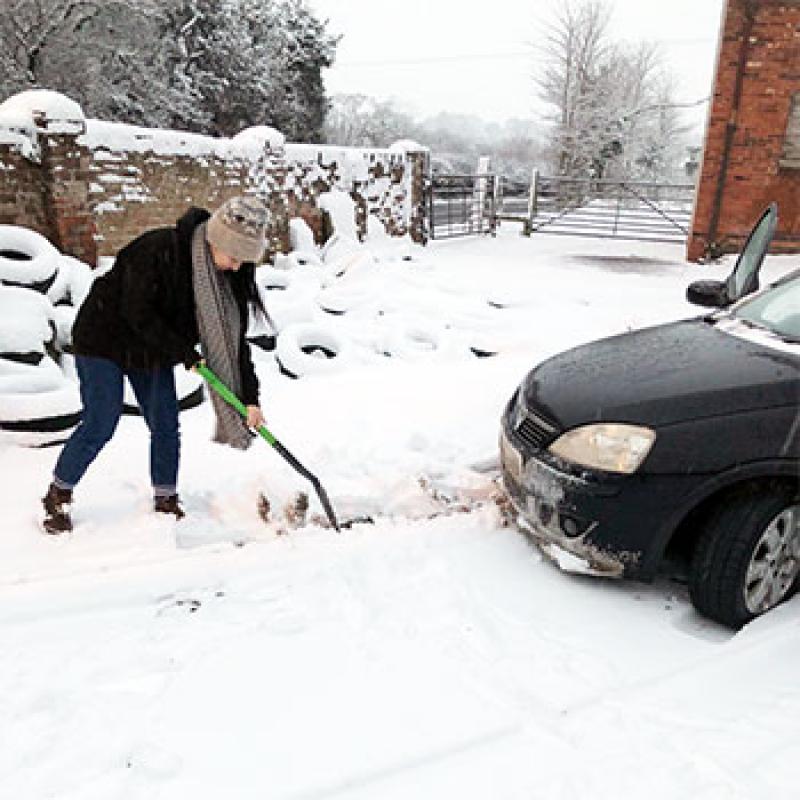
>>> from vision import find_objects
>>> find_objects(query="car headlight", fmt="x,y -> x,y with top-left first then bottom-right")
548,423 -> 656,474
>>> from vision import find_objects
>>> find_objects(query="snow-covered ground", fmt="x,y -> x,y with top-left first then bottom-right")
1,226 -> 798,799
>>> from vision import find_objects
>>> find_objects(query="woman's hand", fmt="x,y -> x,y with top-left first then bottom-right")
246,405 -> 265,430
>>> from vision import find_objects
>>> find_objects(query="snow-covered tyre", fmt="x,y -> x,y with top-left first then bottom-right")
0,365 -> 82,446
0,226 -> 60,292
256,266 -> 292,291
383,322 -> 442,359
465,329 -> 500,358
46,255 -> 94,308
287,250 -> 323,269
320,232 -> 359,263
0,352 -> 43,368
316,281 -> 376,316
275,323 -> 351,379
324,250 -> 374,281
381,319 -> 468,362
0,286 -> 57,359
689,482 -> 800,629
248,333 -> 276,353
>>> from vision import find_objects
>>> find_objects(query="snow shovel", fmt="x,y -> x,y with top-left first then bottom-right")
195,363 -> 341,532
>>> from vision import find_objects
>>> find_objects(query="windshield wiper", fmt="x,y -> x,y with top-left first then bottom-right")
735,316 -> 800,344
775,332 -> 800,345
737,317 -> 769,333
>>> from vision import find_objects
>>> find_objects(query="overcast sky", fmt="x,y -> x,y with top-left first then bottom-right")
307,0 -> 725,131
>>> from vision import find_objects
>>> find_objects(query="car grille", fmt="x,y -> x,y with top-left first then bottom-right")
515,411 -> 559,451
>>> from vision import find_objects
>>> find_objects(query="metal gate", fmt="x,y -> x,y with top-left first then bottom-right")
428,173 -> 497,240
496,173 -> 695,244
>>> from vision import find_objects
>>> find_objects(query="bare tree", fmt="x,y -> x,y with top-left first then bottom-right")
323,94 -> 414,147
536,0 -> 686,180
537,0 -> 611,175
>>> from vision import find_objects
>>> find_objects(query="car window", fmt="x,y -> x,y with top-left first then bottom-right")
732,275 -> 800,340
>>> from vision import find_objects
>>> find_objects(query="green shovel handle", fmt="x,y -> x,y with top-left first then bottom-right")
196,363 -> 276,446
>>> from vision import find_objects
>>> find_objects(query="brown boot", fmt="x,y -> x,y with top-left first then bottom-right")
42,483 -> 73,534
154,494 -> 185,520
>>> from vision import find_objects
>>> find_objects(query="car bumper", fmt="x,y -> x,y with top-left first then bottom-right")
500,453 -> 625,577
500,428 -> 683,579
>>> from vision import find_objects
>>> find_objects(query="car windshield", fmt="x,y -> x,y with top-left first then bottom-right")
730,273 -> 800,342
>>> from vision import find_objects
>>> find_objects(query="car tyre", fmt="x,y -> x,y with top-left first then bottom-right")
689,483 -> 800,629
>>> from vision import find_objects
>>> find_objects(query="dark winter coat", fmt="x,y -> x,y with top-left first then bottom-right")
72,207 -> 259,404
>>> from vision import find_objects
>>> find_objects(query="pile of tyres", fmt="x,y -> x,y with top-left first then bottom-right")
250,228 -> 501,381
0,226 -> 203,447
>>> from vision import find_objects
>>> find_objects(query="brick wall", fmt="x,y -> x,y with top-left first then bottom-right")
688,0 -> 800,261
0,107 -> 429,265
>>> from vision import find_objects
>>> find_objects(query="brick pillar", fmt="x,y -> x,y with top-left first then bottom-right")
36,112 -> 98,265
407,149 -> 430,245
247,139 -> 291,257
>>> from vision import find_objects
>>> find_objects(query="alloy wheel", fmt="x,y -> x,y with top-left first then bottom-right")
744,504 -> 800,615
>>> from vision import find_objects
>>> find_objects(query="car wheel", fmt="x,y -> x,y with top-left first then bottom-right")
689,484 -> 800,628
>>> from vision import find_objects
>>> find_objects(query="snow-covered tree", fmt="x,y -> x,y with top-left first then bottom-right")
0,0 -> 156,101
270,0 -> 338,142
0,0 -> 338,141
536,0 -> 686,180
324,94 -> 415,147
537,0 -> 610,176
149,0 -> 337,139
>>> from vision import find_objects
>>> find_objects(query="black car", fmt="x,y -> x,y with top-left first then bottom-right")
500,204 -> 799,628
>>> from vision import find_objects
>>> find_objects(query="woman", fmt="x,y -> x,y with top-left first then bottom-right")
42,195 -> 270,534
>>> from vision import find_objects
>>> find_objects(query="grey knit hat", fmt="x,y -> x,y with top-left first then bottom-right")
206,195 -> 269,263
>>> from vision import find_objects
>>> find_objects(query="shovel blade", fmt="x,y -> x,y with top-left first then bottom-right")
312,479 -> 340,532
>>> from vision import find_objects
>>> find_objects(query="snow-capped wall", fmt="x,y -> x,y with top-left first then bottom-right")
0,90 -> 430,263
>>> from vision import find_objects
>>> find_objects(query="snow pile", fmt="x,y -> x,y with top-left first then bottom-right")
0,89 -> 85,134
318,188 -> 359,240
389,138 -> 427,152
228,125 -> 286,158
288,217 -> 316,252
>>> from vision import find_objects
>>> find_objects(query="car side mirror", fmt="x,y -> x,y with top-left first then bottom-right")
686,279 -> 731,308
724,203 -> 777,302
687,204 -> 778,310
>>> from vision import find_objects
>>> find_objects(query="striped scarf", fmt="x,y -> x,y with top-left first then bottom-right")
191,222 -> 252,450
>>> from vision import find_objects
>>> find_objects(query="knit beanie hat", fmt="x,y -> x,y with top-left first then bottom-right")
206,195 -> 269,263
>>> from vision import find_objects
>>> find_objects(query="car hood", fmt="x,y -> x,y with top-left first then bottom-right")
523,318 -> 800,429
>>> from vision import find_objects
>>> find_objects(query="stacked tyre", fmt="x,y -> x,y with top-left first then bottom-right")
0,228 -> 86,446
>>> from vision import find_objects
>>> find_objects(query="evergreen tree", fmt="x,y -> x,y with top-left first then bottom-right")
0,0 -> 338,141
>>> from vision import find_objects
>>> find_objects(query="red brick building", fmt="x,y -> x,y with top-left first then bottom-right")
688,0 -> 800,261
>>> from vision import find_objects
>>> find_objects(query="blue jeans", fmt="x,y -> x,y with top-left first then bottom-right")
54,355 -> 180,496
